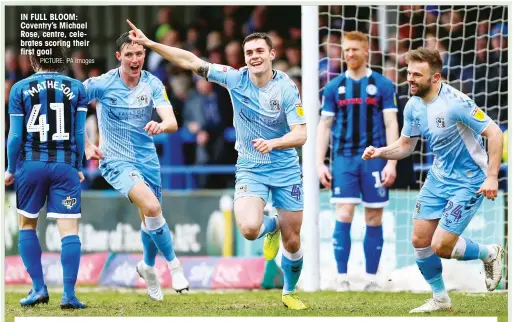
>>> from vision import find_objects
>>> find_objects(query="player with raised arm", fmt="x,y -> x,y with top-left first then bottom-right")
5,41 -> 87,309
83,32 -> 189,301
317,31 -> 398,291
362,47 -> 504,313
127,19 -> 308,309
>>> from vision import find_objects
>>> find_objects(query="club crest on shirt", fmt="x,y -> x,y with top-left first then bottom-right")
269,99 -> 280,111
338,86 -> 346,94
436,116 -> 446,128
366,84 -> 377,96
137,94 -> 149,106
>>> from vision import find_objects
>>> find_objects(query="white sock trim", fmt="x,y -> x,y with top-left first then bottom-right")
451,237 -> 466,260
258,223 -> 265,237
140,222 -> 150,234
282,247 -> 303,261
168,257 -> 180,269
414,246 -> 434,259
145,213 -> 166,231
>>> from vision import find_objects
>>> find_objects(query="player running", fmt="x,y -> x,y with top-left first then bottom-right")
362,47 -> 504,313
127,19 -> 308,309
317,31 -> 398,291
83,32 -> 189,301
5,42 -> 87,309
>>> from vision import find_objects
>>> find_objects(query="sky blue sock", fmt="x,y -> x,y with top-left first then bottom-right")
462,237 -> 488,261
61,235 -> 81,298
416,253 -> 446,296
257,216 -> 277,239
141,228 -> 158,266
364,225 -> 384,274
149,223 -> 176,262
282,251 -> 303,293
18,229 -> 44,292
333,221 -> 351,274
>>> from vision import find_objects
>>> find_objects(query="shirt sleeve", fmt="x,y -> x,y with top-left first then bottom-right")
450,99 -> 492,134
150,78 -> 172,109
401,100 -> 421,137
8,82 -> 24,115
83,77 -> 102,104
6,115 -> 24,173
284,81 -> 306,126
206,63 -> 241,89
76,82 -> 88,112
320,80 -> 336,116
382,80 -> 398,112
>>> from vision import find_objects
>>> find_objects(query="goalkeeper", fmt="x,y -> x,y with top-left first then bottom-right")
363,47 -> 504,313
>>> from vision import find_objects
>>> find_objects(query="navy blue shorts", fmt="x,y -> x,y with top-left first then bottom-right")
15,161 -> 81,219
331,155 -> 388,208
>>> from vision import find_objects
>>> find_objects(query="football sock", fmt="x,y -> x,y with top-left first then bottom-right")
61,235 -> 81,298
451,236 -> 490,261
415,246 -> 447,297
257,215 -> 278,239
141,222 -> 159,267
145,214 -> 176,262
333,221 -> 351,274
282,247 -> 303,295
364,225 -> 384,274
18,229 -> 45,292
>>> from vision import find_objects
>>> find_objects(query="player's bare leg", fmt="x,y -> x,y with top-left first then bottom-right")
278,209 -> 307,310
129,183 -> 189,296
410,219 -> 451,313
56,218 -> 86,309
333,203 -> 355,292
433,226 -> 504,292
18,215 -> 49,307
234,196 -> 266,240
362,207 -> 384,291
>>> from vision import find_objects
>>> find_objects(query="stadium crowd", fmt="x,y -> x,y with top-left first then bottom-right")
5,6 -> 301,190
5,5 -> 508,190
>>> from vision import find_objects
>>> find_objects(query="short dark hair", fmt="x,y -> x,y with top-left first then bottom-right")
242,32 -> 273,50
29,30 -> 67,72
116,32 -> 133,52
405,47 -> 443,74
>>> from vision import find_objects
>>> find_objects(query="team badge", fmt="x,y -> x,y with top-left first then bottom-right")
270,99 -> 280,111
366,84 -> 377,96
378,187 -> 386,197
295,103 -> 304,117
414,201 -> 421,214
338,86 -> 346,94
471,106 -> 485,121
137,94 -> 149,106
128,171 -> 142,182
238,185 -> 247,192
62,196 -> 77,210
436,116 -> 446,128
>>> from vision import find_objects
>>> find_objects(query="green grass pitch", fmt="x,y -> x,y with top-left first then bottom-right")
5,287 -> 507,321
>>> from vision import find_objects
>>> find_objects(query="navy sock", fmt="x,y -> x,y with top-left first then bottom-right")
332,221 -> 351,274
61,235 -> 81,298
18,230 -> 44,291
364,225 -> 384,274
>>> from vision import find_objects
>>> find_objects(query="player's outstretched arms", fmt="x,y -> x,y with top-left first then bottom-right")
85,135 -> 104,160
127,19 -> 210,77
362,135 -> 418,161
477,121 -> 503,200
145,108 -> 178,136
253,124 -> 307,154
317,115 -> 333,189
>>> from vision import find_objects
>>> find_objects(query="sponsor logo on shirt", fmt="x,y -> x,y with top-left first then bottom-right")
295,103 -> 304,117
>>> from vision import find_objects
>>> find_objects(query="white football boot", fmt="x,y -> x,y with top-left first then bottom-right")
136,260 -> 164,301
483,244 -> 505,291
169,258 -> 190,293
409,296 -> 451,313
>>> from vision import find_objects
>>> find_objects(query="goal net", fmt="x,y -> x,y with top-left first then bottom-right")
310,5 -> 508,292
